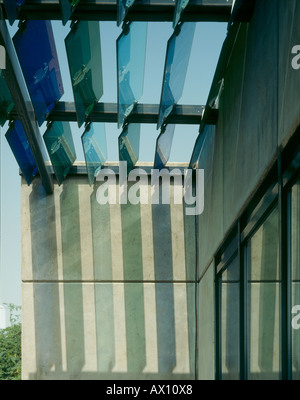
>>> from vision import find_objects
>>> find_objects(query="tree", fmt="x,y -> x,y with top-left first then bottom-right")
0,304 -> 21,380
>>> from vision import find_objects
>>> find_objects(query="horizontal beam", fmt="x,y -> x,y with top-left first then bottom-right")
0,0 -> 233,22
30,102 -> 219,126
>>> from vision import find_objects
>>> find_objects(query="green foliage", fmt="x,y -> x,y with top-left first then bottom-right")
0,304 -> 21,380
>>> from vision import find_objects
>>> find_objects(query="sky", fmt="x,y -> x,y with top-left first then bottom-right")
0,17 -> 227,308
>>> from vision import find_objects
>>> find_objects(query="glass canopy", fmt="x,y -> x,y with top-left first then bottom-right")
154,124 -> 175,170
3,0 -> 26,25
117,0 -> 136,27
43,121 -> 76,185
0,70 -> 14,127
5,120 -> 38,185
173,0 -> 190,28
157,22 -> 196,130
117,21 -> 147,128
65,20 -> 103,128
119,123 -> 141,174
59,0 -> 81,26
82,123 -> 107,186
13,20 -> 64,127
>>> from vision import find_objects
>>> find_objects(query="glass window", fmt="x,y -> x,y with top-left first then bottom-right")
246,206 -> 281,380
82,123 -> 107,186
173,0 -> 190,28
59,0 -> 81,26
158,22 -> 196,129
0,70 -> 14,127
3,0 -> 25,25
118,123 -> 140,175
43,121 -> 76,185
5,120 -> 38,185
117,0 -> 136,27
291,179 -> 300,380
220,255 -> 240,380
117,22 -> 147,128
13,20 -> 64,127
154,124 -> 175,170
65,21 -> 103,128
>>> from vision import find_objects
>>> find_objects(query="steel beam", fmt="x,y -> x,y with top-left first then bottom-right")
0,0 -> 233,22
0,6 -> 53,193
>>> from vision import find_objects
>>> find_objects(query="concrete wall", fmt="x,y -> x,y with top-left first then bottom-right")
197,0 -> 300,379
21,174 -> 197,380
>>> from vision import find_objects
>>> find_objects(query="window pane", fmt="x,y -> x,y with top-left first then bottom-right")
117,0 -> 136,27
154,124 -> 175,170
59,0 -> 80,26
173,0 -> 190,28
82,123 -> 107,186
13,20 -> 64,126
5,120 -> 38,185
43,121 -> 76,185
3,0 -> 25,25
291,179 -> 300,380
0,70 -> 14,127
158,22 -> 196,129
65,21 -> 103,128
117,22 -> 147,128
247,207 -> 281,380
221,255 -> 240,380
119,123 -> 140,174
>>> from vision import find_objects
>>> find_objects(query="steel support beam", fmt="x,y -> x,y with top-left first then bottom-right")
0,0 -> 233,22
0,6 -> 53,193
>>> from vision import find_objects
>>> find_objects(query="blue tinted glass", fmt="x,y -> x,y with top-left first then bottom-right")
117,22 -> 147,128
59,0 -> 80,26
43,121 -> 76,185
65,21 -> 103,128
3,0 -> 26,25
117,0 -> 136,27
119,123 -> 140,174
13,20 -> 64,126
158,22 -> 196,129
0,70 -> 14,127
154,124 -> 175,170
82,123 -> 107,186
5,120 -> 38,185
189,128 -> 208,169
173,0 -> 190,28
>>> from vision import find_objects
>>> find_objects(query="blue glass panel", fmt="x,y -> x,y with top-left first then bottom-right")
154,124 -> 175,170
0,70 -> 14,127
189,127 -> 208,169
59,0 -> 81,26
117,22 -> 147,128
3,0 -> 26,26
117,0 -> 136,27
157,22 -> 196,129
43,121 -> 76,185
5,120 -> 38,185
173,0 -> 190,28
82,123 -> 107,186
119,123 -> 140,174
65,21 -> 103,128
13,20 -> 64,126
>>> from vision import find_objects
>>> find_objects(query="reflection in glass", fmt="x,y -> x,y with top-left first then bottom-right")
82,123 -> 107,186
43,121 -> 76,185
173,0 -> 190,28
117,0 -> 136,27
13,20 -> 64,127
246,207 -> 281,380
59,0 -> 81,26
117,22 -> 147,128
65,21 -> 103,128
221,255 -> 240,380
0,70 -> 14,127
158,22 -> 196,130
5,120 -> 38,185
291,180 -> 300,380
119,123 -> 140,175
3,0 -> 26,25
154,124 -> 175,170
